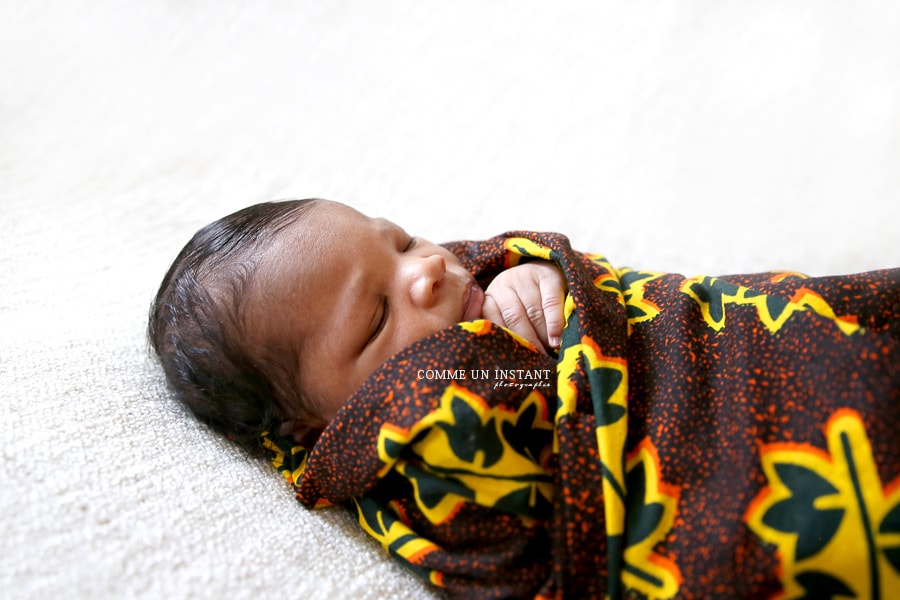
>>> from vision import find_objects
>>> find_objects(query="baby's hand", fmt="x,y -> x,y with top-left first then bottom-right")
482,261 -> 567,354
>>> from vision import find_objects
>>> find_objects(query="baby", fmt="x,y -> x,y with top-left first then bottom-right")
149,198 -> 566,451
152,199 -> 900,598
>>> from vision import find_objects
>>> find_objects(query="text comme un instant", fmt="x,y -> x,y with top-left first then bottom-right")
416,369 -> 553,381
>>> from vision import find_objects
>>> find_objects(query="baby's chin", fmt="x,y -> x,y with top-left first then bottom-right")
462,282 -> 484,321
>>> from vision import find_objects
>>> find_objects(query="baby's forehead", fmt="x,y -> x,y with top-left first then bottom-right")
316,204 -> 406,241
264,203 -> 409,278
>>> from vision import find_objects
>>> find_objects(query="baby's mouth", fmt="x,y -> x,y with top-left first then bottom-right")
462,281 -> 484,321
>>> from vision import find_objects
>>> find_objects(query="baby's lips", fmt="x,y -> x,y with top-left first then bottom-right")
462,282 -> 484,321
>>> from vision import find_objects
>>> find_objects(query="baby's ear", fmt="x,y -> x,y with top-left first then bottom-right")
277,419 -> 323,447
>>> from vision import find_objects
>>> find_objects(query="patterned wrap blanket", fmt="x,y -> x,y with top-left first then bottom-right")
263,231 -> 900,599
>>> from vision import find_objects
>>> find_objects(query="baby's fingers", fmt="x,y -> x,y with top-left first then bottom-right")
539,277 -> 565,350
482,292 -> 548,355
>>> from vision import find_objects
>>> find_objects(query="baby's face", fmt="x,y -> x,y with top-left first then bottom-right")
250,200 -> 483,427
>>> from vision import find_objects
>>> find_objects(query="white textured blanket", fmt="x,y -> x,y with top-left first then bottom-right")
2,2 -> 898,599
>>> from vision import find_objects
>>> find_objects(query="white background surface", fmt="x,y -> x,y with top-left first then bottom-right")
2,2 -> 898,598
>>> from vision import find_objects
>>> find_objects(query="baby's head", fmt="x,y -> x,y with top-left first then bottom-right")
149,199 -> 482,453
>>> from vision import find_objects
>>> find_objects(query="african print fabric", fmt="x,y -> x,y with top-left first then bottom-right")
263,231 -> 900,599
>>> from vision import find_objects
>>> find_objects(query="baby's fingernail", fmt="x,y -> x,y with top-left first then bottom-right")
550,335 -> 560,348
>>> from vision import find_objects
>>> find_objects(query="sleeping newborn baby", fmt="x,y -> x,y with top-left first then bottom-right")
151,198 -> 900,598
149,198 -> 566,450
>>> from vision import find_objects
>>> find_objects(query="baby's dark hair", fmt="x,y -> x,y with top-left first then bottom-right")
148,199 -> 319,455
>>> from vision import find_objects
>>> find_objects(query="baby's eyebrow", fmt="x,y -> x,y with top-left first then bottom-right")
371,217 -> 391,230
372,217 -> 404,236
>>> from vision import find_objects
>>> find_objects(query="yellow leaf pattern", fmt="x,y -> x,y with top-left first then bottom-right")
746,409 -> 900,598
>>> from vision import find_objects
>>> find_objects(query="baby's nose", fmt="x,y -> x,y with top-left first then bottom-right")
423,254 -> 446,277
409,255 -> 446,307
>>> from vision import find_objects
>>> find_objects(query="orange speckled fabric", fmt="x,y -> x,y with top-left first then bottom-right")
264,231 -> 900,599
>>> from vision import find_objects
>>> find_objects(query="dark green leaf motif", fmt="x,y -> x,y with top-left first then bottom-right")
435,396 -> 503,468
764,293 -> 791,323
879,502 -> 900,575
620,271 -> 656,321
403,463 -> 475,509
688,277 -> 776,326
762,463 -> 844,561
383,437 -> 405,460
588,365 -> 626,427
625,459 -> 664,547
500,402 -> 553,464
794,570 -> 856,600
494,485 -> 553,521
353,496 -> 439,582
